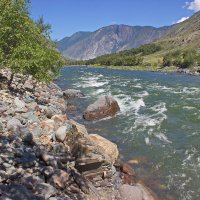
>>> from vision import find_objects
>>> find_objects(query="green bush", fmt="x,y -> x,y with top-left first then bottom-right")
163,50 -> 198,68
0,0 -> 65,85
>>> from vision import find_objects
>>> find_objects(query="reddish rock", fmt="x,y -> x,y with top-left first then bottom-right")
123,174 -> 135,185
83,96 -> 120,121
121,163 -> 135,176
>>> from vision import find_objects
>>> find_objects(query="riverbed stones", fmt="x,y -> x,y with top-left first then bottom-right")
83,96 -> 120,121
0,69 -> 159,200
89,134 -> 119,164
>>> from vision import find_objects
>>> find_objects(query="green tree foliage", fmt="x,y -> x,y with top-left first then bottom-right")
163,50 -> 198,68
120,43 -> 162,56
80,43 -> 161,67
0,0 -> 65,84
35,16 -> 52,39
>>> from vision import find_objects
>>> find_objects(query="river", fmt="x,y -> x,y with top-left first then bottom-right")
56,66 -> 200,200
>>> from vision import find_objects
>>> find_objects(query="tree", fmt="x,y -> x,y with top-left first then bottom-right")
35,16 -> 52,39
0,0 -> 65,86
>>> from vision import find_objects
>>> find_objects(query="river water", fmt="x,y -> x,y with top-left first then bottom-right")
56,66 -> 200,200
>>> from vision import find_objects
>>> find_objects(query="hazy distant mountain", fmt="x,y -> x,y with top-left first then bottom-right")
58,25 -> 171,60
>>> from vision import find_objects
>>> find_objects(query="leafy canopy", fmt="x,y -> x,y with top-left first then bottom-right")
0,0 -> 65,82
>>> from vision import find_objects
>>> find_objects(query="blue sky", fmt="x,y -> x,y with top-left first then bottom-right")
30,0 -> 200,40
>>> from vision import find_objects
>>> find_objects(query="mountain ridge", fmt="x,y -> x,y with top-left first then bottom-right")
58,24 -> 171,60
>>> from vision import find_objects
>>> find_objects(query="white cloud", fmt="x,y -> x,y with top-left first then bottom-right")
176,16 -> 190,23
185,0 -> 200,12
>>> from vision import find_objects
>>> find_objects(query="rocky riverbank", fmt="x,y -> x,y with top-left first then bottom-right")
0,70 -> 159,200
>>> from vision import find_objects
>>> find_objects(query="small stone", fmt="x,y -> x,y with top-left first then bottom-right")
21,175 -> 43,189
41,119 -> 55,132
14,97 -> 26,109
3,162 -> 12,168
55,126 -> 67,142
42,166 -> 54,178
0,119 -> 4,131
49,169 -> 70,189
27,102 -> 38,110
51,114 -> 68,123
21,112 -> 39,123
0,170 -> 8,182
32,126 -> 43,138
7,117 -> 24,133
41,153 -> 57,167
34,183 -> 57,199
15,152 -> 36,168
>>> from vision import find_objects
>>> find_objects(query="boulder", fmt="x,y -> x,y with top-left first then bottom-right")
83,96 -> 120,121
89,134 -> 119,164
119,184 -> 159,200
119,184 -> 143,200
70,119 -> 88,135
63,89 -> 84,99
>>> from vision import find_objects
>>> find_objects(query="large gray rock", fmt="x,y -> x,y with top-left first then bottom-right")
63,89 -> 84,99
83,96 -> 120,121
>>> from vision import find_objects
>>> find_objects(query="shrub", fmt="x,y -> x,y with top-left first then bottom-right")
0,0 -> 65,85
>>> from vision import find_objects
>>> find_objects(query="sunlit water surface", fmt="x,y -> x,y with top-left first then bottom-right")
56,66 -> 200,200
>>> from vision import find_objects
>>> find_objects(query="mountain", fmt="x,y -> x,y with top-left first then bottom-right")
155,11 -> 200,50
79,11 -> 200,68
58,25 -> 171,60
142,11 -> 200,64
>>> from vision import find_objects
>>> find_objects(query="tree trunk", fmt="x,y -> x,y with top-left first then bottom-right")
8,73 -> 14,87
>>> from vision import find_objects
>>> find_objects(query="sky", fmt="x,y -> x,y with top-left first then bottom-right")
30,0 -> 200,40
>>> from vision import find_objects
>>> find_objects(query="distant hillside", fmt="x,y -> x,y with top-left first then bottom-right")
58,25 -> 171,60
157,11 -> 200,50
144,11 -> 200,64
